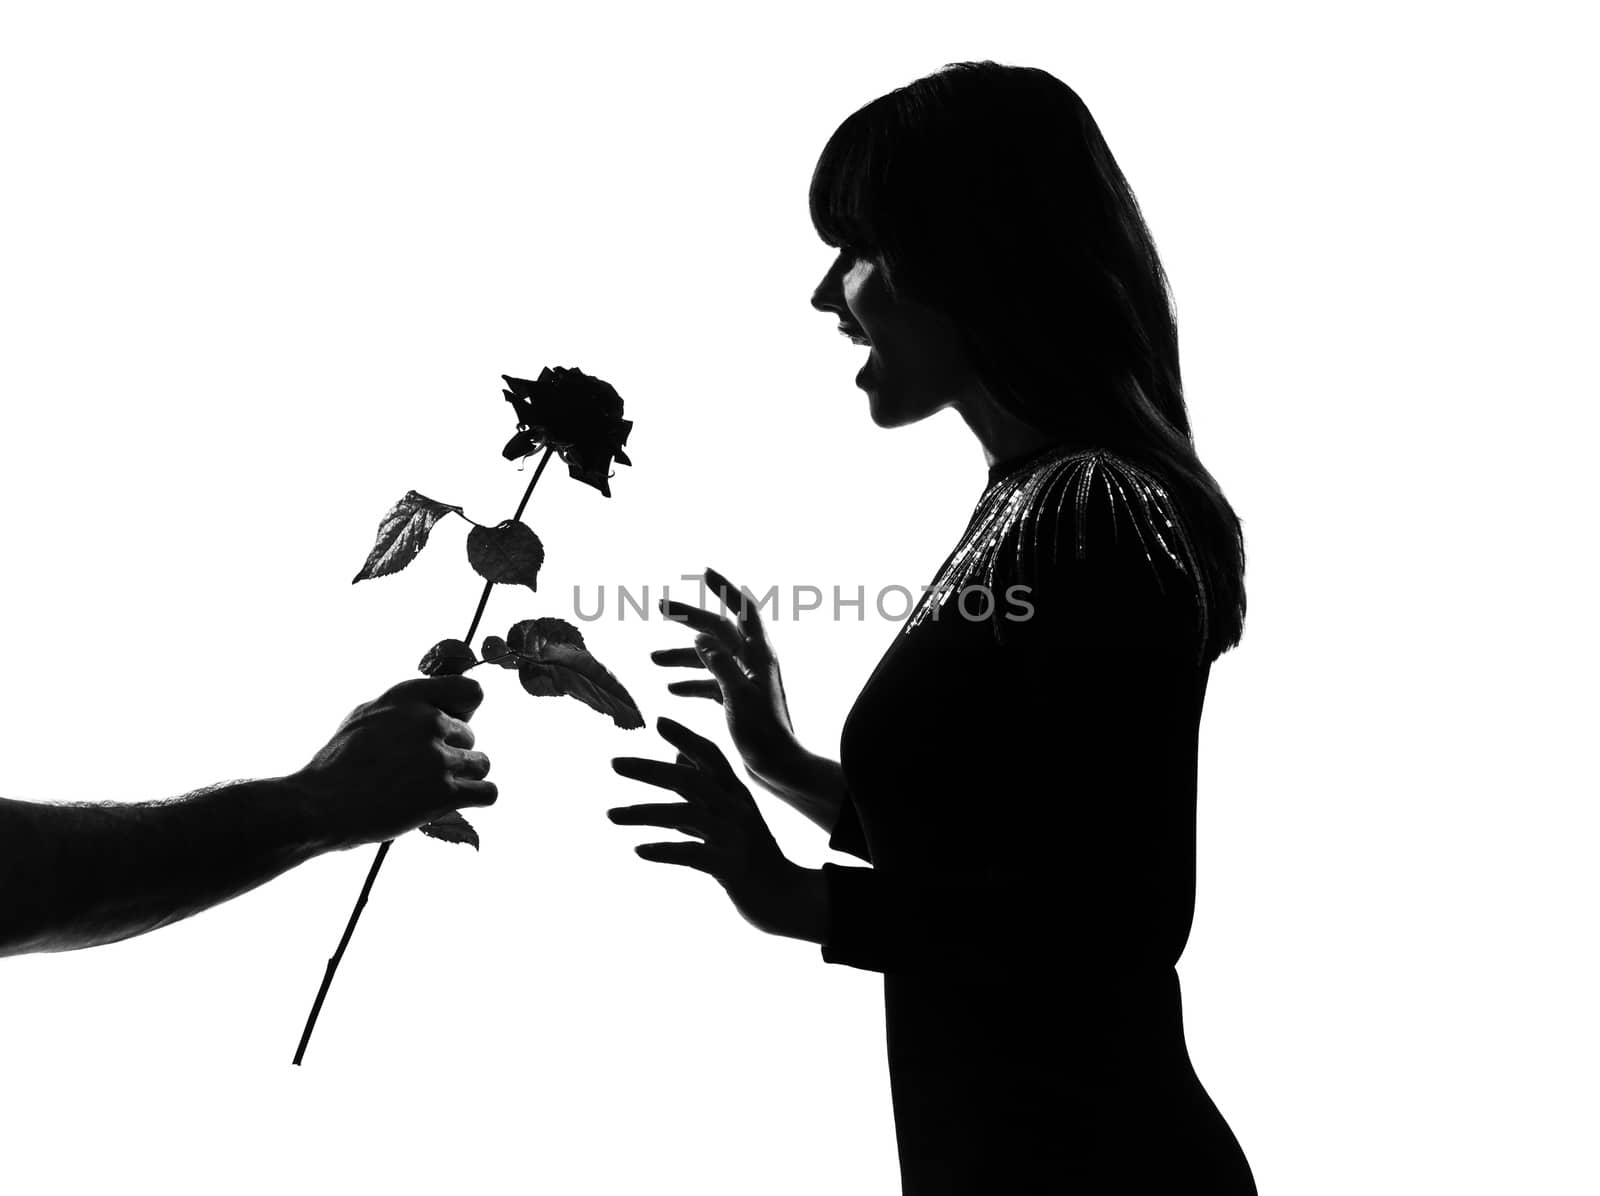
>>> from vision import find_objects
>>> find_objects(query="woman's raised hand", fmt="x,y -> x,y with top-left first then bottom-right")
654,567 -> 807,796
608,716 -> 823,943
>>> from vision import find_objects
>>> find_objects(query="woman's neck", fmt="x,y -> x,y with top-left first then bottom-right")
954,387 -> 1086,472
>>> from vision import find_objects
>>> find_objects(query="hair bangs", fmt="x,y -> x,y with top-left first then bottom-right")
808,106 -> 894,253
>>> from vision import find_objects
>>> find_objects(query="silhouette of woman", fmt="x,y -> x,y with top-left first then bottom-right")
610,61 -> 1256,1193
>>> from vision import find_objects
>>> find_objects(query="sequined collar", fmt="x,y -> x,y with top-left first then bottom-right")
984,441 -> 1100,490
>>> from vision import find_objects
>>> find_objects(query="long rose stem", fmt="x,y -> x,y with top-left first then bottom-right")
292,839 -> 390,1066
292,443 -> 558,1066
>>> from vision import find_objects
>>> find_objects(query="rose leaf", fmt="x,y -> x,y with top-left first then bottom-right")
418,638 -> 477,676
512,619 -> 644,728
480,635 -> 520,668
466,521 -> 545,591
418,811 -> 480,850
352,491 -> 464,583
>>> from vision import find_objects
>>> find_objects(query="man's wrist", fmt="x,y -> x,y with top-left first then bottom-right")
270,771 -> 346,857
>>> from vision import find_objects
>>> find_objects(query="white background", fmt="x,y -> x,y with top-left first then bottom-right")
1,3 -> 1595,1193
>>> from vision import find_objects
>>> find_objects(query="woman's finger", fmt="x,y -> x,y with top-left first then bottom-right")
633,840 -> 727,876
667,678 -> 724,703
607,802 -> 714,838
651,647 -> 706,669
659,598 -> 741,652
610,755 -> 702,795
654,716 -> 740,787
694,635 -> 756,693
703,566 -> 747,618
705,566 -> 771,659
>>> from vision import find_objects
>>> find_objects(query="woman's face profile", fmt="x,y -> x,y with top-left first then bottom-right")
811,246 -> 981,428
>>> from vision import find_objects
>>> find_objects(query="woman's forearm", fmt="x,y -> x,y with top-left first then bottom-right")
758,749 -> 848,834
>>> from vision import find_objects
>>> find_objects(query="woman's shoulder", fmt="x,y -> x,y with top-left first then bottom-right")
1015,447 -> 1197,577
926,445 -> 1209,655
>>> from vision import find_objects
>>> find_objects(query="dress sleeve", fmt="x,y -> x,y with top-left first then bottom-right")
818,453 -> 1206,976
827,783 -> 873,863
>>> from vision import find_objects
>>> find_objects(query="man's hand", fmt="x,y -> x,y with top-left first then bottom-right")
0,673 -> 499,956
290,675 -> 497,851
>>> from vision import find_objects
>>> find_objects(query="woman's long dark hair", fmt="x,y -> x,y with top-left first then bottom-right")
810,61 -> 1247,661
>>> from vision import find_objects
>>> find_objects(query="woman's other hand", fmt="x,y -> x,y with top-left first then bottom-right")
654,567 -> 808,795
609,716 -> 826,943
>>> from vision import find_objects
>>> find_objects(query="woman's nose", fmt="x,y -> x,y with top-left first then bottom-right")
811,265 -> 842,316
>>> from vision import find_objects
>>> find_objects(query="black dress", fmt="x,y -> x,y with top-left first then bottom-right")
820,444 -> 1257,1194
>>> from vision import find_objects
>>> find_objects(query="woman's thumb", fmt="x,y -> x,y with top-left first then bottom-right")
694,635 -> 743,686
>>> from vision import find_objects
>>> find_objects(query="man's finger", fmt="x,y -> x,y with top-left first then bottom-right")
450,777 -> 498,807
395,674 -> 487,719
442,745 -> 491,780
438,712 -> 476,750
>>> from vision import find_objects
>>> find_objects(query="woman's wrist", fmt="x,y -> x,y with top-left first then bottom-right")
772,863 -> 830,945
758,749 -> 847,832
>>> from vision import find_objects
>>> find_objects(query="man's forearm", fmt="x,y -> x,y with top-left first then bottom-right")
0,777 -> 331,957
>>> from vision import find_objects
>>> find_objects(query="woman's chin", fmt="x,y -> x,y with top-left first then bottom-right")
866,388 -> 940,429
869,406 -> 922,430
